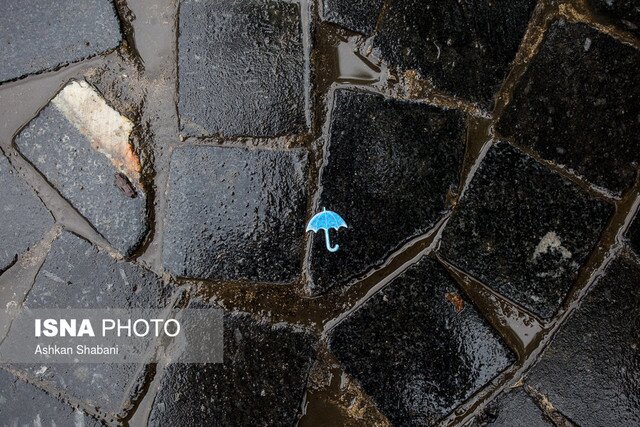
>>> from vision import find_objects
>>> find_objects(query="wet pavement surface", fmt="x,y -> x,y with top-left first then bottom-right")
15,80 -> 148,257
308,88 -> 464,295
6,231 -> 175,419
0,368 -> 100,426
328,256 -> 514,425
496,20 -> 640,196
0,153 -> 53,273
163,145 -> 308,283
473,388 -> 552,427
178,0 -> 308,137
587,0 -> 640,37
321,0 -> 383,36
149,307 -> 316,426
526,252 -> 640,426
439,142 -> 613,320
0,0 -> 639,425
0,0 -> 121,83
373,0 -> 537,109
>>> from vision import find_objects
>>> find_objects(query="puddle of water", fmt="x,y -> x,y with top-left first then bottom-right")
335,38 -> 381,83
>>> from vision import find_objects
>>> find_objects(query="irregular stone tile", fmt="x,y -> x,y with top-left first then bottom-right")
14,231 -> 174,418
473,389 -> 552,427
322,0 -> 384,35
0,0 -> 121,83
527,253 -> 640,426
178,0 -> 307,137
15,80 -> 148,257
328,256 -> 515,425
373,0 -> 537,108
0,154 -> 53,273
0,369 -> 100,426
307,88 -> 464,295
149,311 -> 316,426
163,146 -> 308,283
587,0 -> 640,36
496,21 -> 640,195
439,142 -> 613,319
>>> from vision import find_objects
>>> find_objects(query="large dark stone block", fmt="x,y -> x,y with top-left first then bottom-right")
12,231 -> 174,418
149,311 -> 316,426
439,142 -> 613,319
0,154 -> 53,273
0,369 -> 100,426
328,256 -> 515,425
373,0 -> 537,108
496,21 -> 640,195
178,0 -> 307,137
527,253 -> 640,426
15,80 -> 148,257
322,0 -> 384,35
0,0 -> 121,83
307,88 -> 465,295
163,146 -> 308,283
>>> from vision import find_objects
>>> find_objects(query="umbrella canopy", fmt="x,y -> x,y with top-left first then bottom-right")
306,208 -> 347,252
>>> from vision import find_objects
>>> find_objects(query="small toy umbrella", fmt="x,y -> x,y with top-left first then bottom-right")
306,208 -> 347,252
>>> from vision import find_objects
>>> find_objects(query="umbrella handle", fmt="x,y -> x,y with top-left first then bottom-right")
324,229 -> 339,252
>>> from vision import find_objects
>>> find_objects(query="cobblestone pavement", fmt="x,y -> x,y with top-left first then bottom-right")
0,0 -> 638,426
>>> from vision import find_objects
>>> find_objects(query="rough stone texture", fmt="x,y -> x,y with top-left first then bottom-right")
149,311 -> 316,426
527,253 -> 640,426
163,146 -> 308,283
473,388 -> 552,427
0,154 -> 54,273
373,0 -> 537,108
15,81 -> 148,257
0,369 -> 100,426
178,0 -> 307,137
308,89 -> 465,295
496,21 -> 640,196
587,0 -> 640,36
0,0 -> 121,83
322,0 -> 384,35
14,231 -> 174,418
328,256 -> 515,425
439,142 -> 613,320
625,211 -> 640,256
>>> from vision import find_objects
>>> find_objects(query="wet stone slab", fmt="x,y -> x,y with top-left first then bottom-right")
149,310 -> 316,426
163,146 -> 308,283
473,388 -> 552,427
328,256 -> 515,425
307,88 -> 465,295
0,0 -> 121,83
496,21 -> 640,196
526,252 -> 640,426
373,0 -> 537,108
178,0 -> 307,137
322,0 -> 384,35
12,231 -> 175,418
0,369 -> 100,426
439,142 -> 613,320
0,154 -> 53,273
15,80 -> 148,257
587,0 -> 640,36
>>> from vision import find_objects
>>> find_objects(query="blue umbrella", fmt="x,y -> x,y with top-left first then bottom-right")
306,208 -> 347,252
